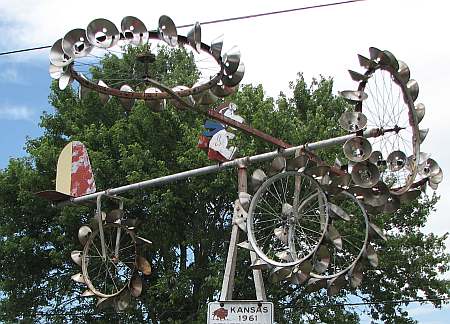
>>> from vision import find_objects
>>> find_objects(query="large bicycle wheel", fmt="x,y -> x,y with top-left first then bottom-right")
82,223 -> 137,298
341,47 -> 426,194
247,171 -> 329,268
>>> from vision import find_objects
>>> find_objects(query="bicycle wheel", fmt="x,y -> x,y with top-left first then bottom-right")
342,47 -> 425,194
82,223 -> 137,298
310,191 -> 368,280
247,171 -> 329,268
49,15 -> 244,108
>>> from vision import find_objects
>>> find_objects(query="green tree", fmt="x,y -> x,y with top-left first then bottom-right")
0,47 -> 448,323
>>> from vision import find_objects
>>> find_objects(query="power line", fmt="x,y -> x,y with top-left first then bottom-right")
4,296 -> 449,318
0,0 -> 366,57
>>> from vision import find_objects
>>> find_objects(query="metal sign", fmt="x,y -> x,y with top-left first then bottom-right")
207,301 -> 273,324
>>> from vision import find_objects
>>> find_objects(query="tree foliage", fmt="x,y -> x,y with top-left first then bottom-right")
0,46 -> 448,323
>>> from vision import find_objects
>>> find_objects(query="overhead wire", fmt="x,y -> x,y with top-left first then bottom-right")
0,0 -> 366,57
3,296 -> 449,318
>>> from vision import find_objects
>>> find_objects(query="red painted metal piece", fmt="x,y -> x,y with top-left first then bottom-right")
71,142 -> 96,197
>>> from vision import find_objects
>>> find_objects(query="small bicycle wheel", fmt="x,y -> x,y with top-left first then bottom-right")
247,171 -> 329,267
82,223 -> 137,298
310,191 -> 369,279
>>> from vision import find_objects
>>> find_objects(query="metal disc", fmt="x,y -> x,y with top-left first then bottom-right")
397,60 -> 410,84
271,266 -> 293,283
71,273 -> 86,284
222,46 -> 241,75
339,90 -> 368,103
96,297 -> 115,309
406,79 -> 419,101
419,128 -> 429,144
49,64 -> 64,79
210,83 -> 237,98
379,50 -> 399,71
144,87 -> 166,112
62,29 -> 92,58
237,241 -> 254,251
327,275 -> 346,296
78,225 -> 92,246
414,103 -> 425,124
187,22 -> 201,53
130,274 -> 142,297
116,291 -> 131,311
429,169 -> 443,184
343,136 -> 372,162
304,165 -> 330,179
384,195 -> 400,213
348,70 -> 369,82
289,261 -> 312,284
368,150 -> 385,168
357,54 -> 376,69
368,222 -> 387,241
326,225 -> 342,250
399,189 -> 421,204
428,180 -> 439,190
81,289 -> 96,297
386,150 -> 407,172
339,111 -> 367,132
351,162 -> 380,188
369,47 -> 382,61
251,169 -> 267,193
222,61 -> 245,87
121,16 -> 149,45
58,70 -> 72,90
136,256 -> 152,275
364,181 -> 389,207
286,154 -> 311,171
171,85 -> 193,109
71,250 -> 83,266
349,261 -> 364,288
328,202 -> 351,221
97,80 -> 110,104
239,192 -> 251,212
106,209 -> 124,223
250,258 -> 271,271
119,84 -> 135,110
305,278 -> 327,293
192,88 -> 218,106
49,39 -> 73,67
158,15 -> 178,46
364,244 -> 378,267
269,156 -> 286,175
86,18 -> 120,48
210,34 -> 224,60
419,158 -> 440,177
313,245 -> 330,274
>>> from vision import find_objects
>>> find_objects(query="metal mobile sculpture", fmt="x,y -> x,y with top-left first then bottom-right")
40,14 -> 443,313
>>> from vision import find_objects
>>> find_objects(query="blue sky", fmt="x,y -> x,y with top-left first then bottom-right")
0,0 -> 449,322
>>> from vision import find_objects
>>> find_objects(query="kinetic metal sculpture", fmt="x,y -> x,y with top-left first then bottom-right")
41,15 -> 443,314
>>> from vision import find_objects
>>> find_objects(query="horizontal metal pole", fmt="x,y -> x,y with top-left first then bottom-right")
60,129 -> 379,206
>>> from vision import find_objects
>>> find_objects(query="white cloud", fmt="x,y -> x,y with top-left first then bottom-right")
0,104 -> 35,121
0,67 -> 24,84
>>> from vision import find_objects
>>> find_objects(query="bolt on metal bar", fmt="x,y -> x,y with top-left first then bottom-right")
59,128 -> 380,207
